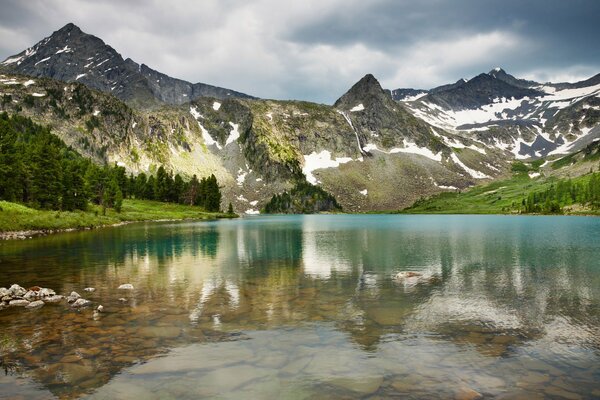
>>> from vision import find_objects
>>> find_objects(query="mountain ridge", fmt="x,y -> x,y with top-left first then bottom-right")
1,23 -> 255,108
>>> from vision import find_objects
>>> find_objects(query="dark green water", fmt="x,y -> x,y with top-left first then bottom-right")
0,215 -> 599,399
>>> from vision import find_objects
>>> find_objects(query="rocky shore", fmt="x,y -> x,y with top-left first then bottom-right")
0,283 -> 133,311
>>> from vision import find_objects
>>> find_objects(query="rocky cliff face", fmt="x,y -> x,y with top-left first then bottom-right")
1,23 -> 254,108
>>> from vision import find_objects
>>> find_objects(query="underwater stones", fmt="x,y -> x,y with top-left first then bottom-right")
96,305 -> 104,312
118,297 -> 128,302
78,347 -> 102,357
84,287 -> 95,292
71,298 -> 92,308
394,271 -> 422,279
0,287 -> 8,297
329,376 -> 384,395
544,386 -> 582,400
137,326 -> 181,339
25,300 -> 45,309
66,291 -> 81,303
58,362 -> 95,384
454,386 -> 483,400
118,284 -> 134,290
59,354 -> 82,363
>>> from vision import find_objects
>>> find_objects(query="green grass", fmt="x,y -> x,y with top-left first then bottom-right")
0,199 -> 235,233
400,174 -> 600,215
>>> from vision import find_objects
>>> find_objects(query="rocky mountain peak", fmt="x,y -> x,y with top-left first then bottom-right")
334,73 -> 392,109
1,24 -> 254,107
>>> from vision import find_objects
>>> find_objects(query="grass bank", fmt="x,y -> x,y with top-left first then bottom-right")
0,199 -> 236,236
400,174 -> 600,216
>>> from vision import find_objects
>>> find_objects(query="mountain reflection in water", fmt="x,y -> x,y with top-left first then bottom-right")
0,215 -> 598,399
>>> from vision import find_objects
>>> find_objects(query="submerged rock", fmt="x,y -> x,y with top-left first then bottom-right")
26,300 -> 45,309
0,287 -> 9,297
67,291 -> 81,303
84,287 -> 95,292
118,298 -> 127,302
44,295 -> 64,303
118,284 -> 134,290
71,298 -> 92,308
96,305 -> 104,312
394,271 -> 422,280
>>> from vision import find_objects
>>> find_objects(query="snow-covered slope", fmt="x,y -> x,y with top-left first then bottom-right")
395,69 -> 600,159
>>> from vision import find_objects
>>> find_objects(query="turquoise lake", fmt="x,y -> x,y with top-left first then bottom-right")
0,215 -> 599,399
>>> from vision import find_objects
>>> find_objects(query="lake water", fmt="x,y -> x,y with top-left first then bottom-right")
0,215 -> 599,399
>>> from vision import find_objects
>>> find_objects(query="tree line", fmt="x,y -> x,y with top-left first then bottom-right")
0,113 -> 224,213
522,172 -> 600,213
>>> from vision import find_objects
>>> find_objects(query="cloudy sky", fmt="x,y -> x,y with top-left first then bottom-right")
1,0 -> 599,103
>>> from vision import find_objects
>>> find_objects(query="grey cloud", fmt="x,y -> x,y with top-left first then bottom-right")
0,0 -> 598,103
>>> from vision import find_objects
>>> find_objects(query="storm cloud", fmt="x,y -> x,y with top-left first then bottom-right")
1,0 -> 598,103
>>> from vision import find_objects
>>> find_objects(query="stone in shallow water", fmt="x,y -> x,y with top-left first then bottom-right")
544,386 -> 582,400
137,326 -> 181,339
193,365 -> 274,394
23,290 -> 38,300
43,295 -> 64,303
132,345 -> 254,374
9,299 -> 30,307
60,354 -> 82,363
454,386 -> 483,400
39,288 -> 55,297
66,291 -> 81,303
368,307 -> 409,326
58,362 -> 95,384
79,347 -> 103,357
329,376 -> 383,395
84,287 -> 95,292
25,300 -> 44,309
71,298 -> 92,308
118,284 -> 134,290
8,284 -> 27,297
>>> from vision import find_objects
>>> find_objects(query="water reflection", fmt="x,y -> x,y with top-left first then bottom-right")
0,215 -> 599,399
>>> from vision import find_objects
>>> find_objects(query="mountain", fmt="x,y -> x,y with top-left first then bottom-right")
423,73 -> 544,110
394,68 -> 600,159
0,70 -> 509,212
2,24 -> 598,214
0,23 -> 254,107
487,67 -> 539,88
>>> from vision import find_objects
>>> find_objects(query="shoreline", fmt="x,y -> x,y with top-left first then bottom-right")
0,216 -> 236,241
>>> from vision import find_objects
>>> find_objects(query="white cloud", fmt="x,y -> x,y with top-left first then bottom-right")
520,66 -> 599,84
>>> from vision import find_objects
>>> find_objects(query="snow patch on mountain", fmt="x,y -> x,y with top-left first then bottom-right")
389,142 -> 443,161
303,150 -> 353,184
225,122 -> 240,145
451,153 -> 489,179
213,101 -> 221,111
350,103 -> 364,112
